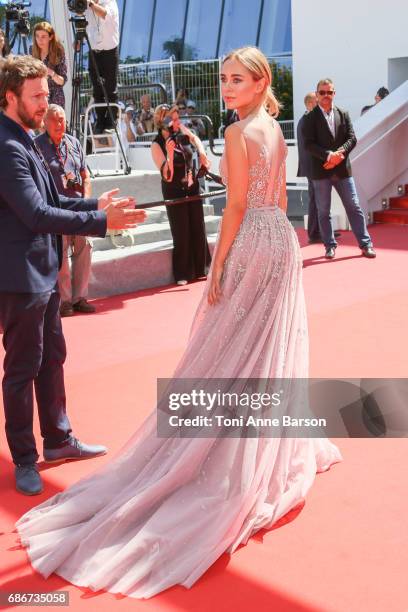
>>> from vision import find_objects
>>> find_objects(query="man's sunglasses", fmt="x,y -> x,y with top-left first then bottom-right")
318,90 -> 335,96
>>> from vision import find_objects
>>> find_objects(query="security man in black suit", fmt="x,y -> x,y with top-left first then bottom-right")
302,78 -> 375,259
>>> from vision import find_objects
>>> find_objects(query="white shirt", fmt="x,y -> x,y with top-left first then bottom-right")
85,0 -> 119,51
319,105 -> 335,138
120,119 -> 136,146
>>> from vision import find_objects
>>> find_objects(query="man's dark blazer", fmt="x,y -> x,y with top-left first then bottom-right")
296,112 -> 313,178
0,113 -> 107,293
302,105 -> 357,180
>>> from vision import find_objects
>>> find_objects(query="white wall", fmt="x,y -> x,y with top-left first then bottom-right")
291,0 -> 408,125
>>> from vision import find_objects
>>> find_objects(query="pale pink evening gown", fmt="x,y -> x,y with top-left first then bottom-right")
16,113 -> 342,599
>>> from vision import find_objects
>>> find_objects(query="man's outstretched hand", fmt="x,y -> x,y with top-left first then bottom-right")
98,188 -> 135,211
98,189 -> 146,231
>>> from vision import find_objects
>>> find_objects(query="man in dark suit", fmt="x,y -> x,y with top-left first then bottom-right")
297,92 -> 321,242
303,78 -> 375,259
0,55 -> 145,495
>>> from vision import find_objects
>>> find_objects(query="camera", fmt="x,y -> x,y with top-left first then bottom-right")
1,1 -> 31,20
66,178 -> 78,189
64,172 -> 80,190
162,116 -> 190,147
67,0 -> 88,15
1,1 -> 31,35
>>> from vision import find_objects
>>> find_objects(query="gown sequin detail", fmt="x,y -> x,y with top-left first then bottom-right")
16,114 -> 342,599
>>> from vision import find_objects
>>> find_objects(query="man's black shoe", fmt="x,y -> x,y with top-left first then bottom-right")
43,437 -> 107,463
15,463 -> 43,495
325,247 -> 336,259
361,246 -> 376,258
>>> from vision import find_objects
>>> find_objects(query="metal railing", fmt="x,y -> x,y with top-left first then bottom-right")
279,120 -> 295,140
79,55 -> 293,139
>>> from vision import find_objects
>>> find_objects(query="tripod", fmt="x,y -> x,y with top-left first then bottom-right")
69,16 -> 130,174
5,18 -> 29,54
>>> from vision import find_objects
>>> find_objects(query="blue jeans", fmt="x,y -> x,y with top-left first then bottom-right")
312,176 -> 372,249
307,178 -> 320,240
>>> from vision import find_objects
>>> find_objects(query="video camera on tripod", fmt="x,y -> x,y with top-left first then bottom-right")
66,0 -> 88,34
0,0 -> 31,53
66,0 -> 88,15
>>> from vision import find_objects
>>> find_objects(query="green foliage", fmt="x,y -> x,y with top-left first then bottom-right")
162,37 -> 197,62
270,61 -> 293,121
121,55 -> 147,64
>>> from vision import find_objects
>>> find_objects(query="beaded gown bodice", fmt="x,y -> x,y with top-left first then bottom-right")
219,114 -> 288,210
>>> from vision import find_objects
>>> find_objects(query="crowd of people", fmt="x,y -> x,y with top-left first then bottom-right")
117,90 -> 207,148
1,0 -> 391,285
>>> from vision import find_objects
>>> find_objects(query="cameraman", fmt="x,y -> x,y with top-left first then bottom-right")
85,0 -> 119,134
151,104 -> 211,286
36,105 -> 95,316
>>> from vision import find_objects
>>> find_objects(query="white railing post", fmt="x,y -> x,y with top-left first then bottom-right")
169,57 -> 176,102
218,57 -> 223,120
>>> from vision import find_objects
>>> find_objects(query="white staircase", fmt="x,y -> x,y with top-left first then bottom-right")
87,172 -> 221,297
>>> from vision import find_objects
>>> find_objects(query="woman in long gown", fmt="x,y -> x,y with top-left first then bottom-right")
16,46 -> 342,599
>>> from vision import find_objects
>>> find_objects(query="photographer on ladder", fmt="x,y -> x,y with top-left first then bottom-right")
84,0 -> 119,134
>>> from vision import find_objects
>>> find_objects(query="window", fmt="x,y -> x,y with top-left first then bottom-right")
258,0 -> 292,56
120,0 -> 154,62
149,0 -> 187,61
183,0 -> 223,60
218,0 -> 262,56
29,0 -> 49,19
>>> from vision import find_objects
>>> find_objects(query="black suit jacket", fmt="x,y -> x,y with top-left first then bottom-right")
302,105 -> 357,180
0,112 -> 107,293
296,112 -> 312,178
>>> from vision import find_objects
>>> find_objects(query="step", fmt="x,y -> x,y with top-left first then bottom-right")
373,209 -> 408,225
92,215 -> 221,251
389,196 -> 408,209
89,234 -> 218,298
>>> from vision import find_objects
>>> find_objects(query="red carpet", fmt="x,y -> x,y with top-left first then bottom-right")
1,225 -> 407,611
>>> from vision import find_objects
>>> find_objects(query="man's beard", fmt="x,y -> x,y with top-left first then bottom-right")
16,97 -> 45,130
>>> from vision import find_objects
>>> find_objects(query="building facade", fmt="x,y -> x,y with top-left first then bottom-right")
1,0 -> 292,62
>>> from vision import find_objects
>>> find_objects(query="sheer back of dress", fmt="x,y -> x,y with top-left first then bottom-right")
220,111 -> 288,211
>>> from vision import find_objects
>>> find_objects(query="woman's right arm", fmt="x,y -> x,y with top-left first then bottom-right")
49,54 -> 67,88
151,141 -> 175,182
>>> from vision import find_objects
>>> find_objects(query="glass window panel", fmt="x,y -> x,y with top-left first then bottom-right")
218,0 -> 261,57
183,0 -> 222,60
116,0 -> 123,31
44,0 -> 50,21
258,0 -> 292,56
120,0 -> 153,62
150,0 -> 187,61
29,0 -> 48,18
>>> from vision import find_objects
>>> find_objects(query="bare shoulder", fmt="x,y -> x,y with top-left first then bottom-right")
224,121 -> 243,139
224,122 -> 247,151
